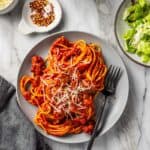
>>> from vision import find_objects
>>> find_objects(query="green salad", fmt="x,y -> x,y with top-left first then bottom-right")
123,0 -> 150,63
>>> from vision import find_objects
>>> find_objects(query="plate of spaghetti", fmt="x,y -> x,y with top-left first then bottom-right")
17,31 -> 129,143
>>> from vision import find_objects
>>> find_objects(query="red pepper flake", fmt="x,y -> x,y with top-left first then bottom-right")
29,0 -> 55,27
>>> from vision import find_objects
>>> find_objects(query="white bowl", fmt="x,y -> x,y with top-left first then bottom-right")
16,31 -> 129,143
18,0 -> 62,34
0,0 -> 19,15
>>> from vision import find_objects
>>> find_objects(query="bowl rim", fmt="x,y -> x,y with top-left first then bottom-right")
114,0 -> 150,68
16,30 -> 129,144
0,0 -> 18,14
19,0 -> 62,34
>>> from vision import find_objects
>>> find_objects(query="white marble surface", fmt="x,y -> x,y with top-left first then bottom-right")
0,0 -> 150,150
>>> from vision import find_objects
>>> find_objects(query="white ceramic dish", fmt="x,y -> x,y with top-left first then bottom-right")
18,0 -> 62,34
16,31 -> 129,143
0,0 -> 18,15
115,0 -> 150,67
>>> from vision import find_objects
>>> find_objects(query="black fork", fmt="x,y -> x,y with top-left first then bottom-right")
87,65 -> 122,150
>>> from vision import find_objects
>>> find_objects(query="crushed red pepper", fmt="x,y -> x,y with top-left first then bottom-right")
29,0 -> 55,27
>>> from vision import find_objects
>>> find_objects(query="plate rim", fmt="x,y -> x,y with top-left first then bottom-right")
114,0 -> 150,68
16,30 -> 129,144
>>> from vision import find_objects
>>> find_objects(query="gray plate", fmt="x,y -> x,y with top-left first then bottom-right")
115,0 -> 150,67
16,31 -> 129,143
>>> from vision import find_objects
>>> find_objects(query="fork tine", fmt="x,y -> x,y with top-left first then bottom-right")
109,67 -> 119,87
104,66 -> 112,83
113,68 -> 122,88
109,67 -> 122,89
111,67 -> 118,80
107,66 -> 122,88
105,65 -> 113,87
111,67 -> 120,81
106,66 -> 116,88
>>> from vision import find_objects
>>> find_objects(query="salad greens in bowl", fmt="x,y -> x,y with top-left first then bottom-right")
115,0 -> 150,66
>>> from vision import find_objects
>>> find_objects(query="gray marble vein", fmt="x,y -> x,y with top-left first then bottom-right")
0,0 -> 150,150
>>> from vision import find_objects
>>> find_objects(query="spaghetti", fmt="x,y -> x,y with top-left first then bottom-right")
20,36 -> 107,136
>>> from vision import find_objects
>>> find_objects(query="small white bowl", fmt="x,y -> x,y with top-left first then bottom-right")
0,0 -> 19,15
18,0 -> 62,34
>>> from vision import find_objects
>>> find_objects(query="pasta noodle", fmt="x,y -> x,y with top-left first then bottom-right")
20,36 -> 107,136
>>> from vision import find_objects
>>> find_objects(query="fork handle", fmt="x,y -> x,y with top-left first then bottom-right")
95,96 -> 109,137
87,95 -> 107,150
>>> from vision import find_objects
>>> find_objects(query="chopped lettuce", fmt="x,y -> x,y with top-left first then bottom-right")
144,14 -> 150,23
123,4 -> 144,22
123,29 -> 135,40
141,55 -> 150,63
123,0 -> 150,63
137,41 -> 150,55
125,41 -> 136,53
138,0 -> 146,7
